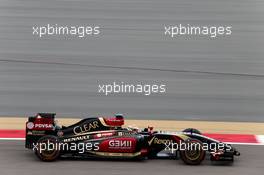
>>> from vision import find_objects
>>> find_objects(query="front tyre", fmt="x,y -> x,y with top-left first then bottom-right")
180,138 -> 205,165
35,135 -> 61,162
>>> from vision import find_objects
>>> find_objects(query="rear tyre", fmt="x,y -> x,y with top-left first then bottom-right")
35,135 -> 60,162
180,138 -> 205,165
182,128 -> 202,135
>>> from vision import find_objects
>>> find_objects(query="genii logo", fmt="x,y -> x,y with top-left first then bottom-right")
109,140 -> 132,148
99,137 -> 137,153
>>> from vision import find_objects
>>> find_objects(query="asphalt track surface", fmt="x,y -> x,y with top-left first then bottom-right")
1,1 -> 264,175
0,141 -> 262,175
0,0 -> 264,121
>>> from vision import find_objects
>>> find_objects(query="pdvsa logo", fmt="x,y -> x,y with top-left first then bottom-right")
26,122 -> 53,129
26,122 -> 34,129
34,123 -> 53,129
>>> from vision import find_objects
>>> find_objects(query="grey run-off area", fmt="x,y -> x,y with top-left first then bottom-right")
0,0 -> 264,121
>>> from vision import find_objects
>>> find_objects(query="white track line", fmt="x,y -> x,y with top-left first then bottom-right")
226,142 -> 264,146
256,135 -> 264,144
0,138 -> 25,140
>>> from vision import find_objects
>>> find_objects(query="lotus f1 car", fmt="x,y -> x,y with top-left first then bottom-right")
25,113 -> 240,165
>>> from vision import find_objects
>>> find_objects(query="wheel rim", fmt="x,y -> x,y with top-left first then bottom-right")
38,138 -> 59,160
184,140 -> 203,161
185,149 -> 201,161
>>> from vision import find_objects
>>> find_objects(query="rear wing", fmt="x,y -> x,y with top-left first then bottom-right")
25,113 -> 56,149
26,113 -> 56,130
28,113 -> 55,121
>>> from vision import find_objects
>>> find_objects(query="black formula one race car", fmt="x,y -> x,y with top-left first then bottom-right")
25,113 -> 240,165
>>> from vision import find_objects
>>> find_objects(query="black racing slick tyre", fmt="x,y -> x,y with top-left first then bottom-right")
182,128 -> 202,135
180,139 -> 206,165
35,135 -> 61,162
